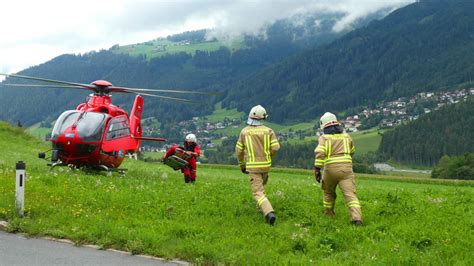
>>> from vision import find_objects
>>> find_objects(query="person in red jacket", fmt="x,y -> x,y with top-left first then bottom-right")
163,134 -> 200,183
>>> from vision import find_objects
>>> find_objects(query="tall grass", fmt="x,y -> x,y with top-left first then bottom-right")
0,122 -> 473,264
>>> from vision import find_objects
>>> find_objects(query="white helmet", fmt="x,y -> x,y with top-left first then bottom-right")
248,105 -> 268,120
320,112 -> 339,129
185,133 -> 197,143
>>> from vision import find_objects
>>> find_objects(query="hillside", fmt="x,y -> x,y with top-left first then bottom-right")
0,122 -> 473,264
222,0 -> 474,123
111,30 -> 245,58
379,98 -> 474,166
0,13 -> 351,127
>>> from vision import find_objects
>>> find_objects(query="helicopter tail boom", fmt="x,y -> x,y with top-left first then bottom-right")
133,136 -> 167,142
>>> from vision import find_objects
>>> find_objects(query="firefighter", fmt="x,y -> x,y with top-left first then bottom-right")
235,105 -> 280,225
314,112 -> 363,225
163,134 -> 200,183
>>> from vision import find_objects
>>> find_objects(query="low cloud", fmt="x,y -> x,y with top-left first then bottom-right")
0,0 -> 414,73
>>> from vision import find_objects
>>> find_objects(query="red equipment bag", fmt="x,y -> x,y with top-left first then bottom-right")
173,147 -> 192,160
162,147 -> 191,170
163,155 -> 190,170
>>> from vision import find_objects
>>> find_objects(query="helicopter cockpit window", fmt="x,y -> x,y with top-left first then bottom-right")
106,116 -> 131,140
51,110 -> 81,140
76,112 -> 108,142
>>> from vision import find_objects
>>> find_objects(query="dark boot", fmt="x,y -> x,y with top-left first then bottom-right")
184,175 -> 191,183
351,220 -> 363,226
324,209 -> 335,217
265,212 -> 276,226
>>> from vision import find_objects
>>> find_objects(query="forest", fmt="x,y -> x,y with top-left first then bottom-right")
222,0 -> 474,123
379,99 -> 474,166
0,12 -> 344,127
5,2 -> 473,128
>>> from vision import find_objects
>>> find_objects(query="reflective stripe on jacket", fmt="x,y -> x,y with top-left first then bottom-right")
235,125 -> 280,170
314,133 -> 355,168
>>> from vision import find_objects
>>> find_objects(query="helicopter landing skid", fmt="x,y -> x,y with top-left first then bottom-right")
47,161 -> 66,170
46,162 -> 127,176
96,165 -> 128,176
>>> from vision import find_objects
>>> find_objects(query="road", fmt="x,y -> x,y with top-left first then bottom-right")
373,163 -> 431,174
0,231 -> 180,266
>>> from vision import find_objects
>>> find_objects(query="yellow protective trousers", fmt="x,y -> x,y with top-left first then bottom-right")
321,163 -> 362,221
249,172 -> 274,216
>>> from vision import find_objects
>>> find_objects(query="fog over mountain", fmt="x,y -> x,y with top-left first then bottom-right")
0,0 -> 413,75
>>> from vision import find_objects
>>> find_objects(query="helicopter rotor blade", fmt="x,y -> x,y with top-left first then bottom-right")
128,91 -> 201,104
0,73 -> 93,89
0,73 -> 218,101
1,84 -> 88,90
110,86 -> 221,96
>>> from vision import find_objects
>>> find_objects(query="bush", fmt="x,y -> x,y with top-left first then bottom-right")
353,162 -> 377,174
432,153 -> 474,180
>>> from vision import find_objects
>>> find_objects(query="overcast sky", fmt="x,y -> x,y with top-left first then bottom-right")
0,0 -> 414,76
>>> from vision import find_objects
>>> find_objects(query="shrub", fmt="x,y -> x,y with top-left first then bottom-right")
432,153 -> 474,180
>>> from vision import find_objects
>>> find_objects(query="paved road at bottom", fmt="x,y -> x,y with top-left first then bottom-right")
0,231 -> 179,266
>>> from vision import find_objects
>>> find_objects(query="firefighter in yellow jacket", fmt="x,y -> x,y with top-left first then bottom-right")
236,105 -> 280,225
314,112 -> 363,225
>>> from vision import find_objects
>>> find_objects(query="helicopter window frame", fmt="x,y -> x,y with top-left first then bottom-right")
76,112 -> 108,142
106,115 -> 131,141
51,110 -> 81,140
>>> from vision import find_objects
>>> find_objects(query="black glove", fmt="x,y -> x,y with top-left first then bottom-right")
241,166 -> 249,174
314,167 -> 322,183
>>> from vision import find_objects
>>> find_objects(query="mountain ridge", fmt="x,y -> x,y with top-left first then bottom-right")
222,0 -> 474,123
0,10 -> 390,126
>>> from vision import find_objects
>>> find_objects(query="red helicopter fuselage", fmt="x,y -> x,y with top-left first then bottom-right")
0,74 -> 205,171
49,81 -> 163,169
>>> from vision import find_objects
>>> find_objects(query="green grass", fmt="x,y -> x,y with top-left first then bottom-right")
282,136 -> 318,145
26,123 -> 52,140
210,138 -> 223,145
142,152 -> 165,161
351,128 -> 383,154
112,38 -> 244,59
0,121 -> 473,264
205,104 -> 244,123
214,125 -> 244,136
379,170 -> 431,179
266,121 -> 317,133
387,160 -> 434,171
211,119 -> 317,139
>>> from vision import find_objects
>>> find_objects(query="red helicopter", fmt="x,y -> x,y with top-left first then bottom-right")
0,73 -> 215,172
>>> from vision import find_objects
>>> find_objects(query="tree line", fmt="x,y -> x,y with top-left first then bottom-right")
432,153 -> 474,180
379,99 -> 474,166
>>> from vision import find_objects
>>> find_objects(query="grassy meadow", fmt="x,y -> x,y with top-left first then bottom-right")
205,105 -> 244,123
350,129 -> 383,155
112,38 -> 244,59
26,123 -> 51,140
0,122 -> 473,264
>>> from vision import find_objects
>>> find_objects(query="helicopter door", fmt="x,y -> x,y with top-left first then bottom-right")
101,115 -> 135,153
